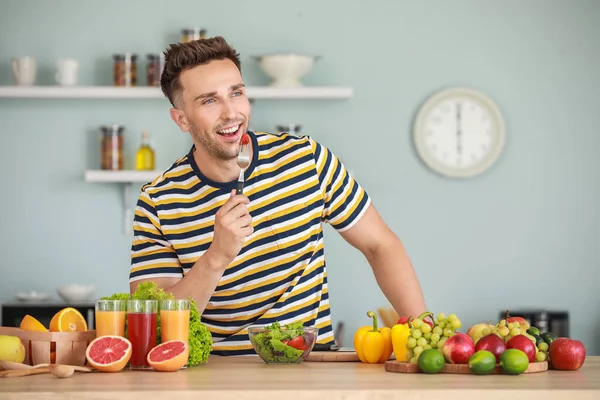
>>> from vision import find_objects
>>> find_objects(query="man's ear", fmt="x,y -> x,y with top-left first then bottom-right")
169,108 -> 190,132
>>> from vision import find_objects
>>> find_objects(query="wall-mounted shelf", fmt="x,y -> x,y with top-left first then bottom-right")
0,86 -> 354,100
84,170 -> 160,183
84,170 -> 161,234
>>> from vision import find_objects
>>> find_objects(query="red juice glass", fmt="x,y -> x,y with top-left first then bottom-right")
127,299 -> 157,370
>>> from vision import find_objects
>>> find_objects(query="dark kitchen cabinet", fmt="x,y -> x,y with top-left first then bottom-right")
0,303 -> 95,330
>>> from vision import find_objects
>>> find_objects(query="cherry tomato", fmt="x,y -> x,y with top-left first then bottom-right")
284,336 -> 306,351
240,133 -> 250,145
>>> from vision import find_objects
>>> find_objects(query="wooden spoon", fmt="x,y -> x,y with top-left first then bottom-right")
0,364 -> 92,378
49,364 -> 75,378
0,367 -> 51,378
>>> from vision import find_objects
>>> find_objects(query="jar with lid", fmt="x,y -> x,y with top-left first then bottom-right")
100,125 -> 124,170
113,53 -> 137,86
181,28 -> 207,43
146,53 -> 165,87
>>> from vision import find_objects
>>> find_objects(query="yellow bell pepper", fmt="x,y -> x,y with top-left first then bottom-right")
353,311 -> 393,364
391,320 -> 411,361
392,311 -> 434,362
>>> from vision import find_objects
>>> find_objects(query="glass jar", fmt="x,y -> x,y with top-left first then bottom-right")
146,54 -> 164,87
100,125 -> 124,170
113,53 -> 137,86
181,28 -> 207,43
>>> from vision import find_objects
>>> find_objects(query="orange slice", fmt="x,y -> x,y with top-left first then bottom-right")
20,314 -> 48,332
85,335 -> 132,372
147,340 -> 189,372
49,307 -> 88,332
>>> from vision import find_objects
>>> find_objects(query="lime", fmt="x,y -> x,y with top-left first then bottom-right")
500,349 -> 529,375
418,349 -> 445,374
527,326 -> 541,336
469,350 -> 497,375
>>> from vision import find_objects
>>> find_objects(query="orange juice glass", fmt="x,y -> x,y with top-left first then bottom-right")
160,299 -> 190,343
95,300 -> 126,337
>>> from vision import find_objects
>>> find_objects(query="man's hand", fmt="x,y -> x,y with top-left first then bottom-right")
206,189 -> 254,268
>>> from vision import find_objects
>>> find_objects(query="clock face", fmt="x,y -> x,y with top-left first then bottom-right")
413,87 -> 506,178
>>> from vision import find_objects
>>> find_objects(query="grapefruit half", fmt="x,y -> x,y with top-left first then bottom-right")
85,335 -> 132,372
147,340 -> 189,372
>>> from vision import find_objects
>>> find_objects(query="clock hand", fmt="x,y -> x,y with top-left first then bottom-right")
456,102 -> 462,164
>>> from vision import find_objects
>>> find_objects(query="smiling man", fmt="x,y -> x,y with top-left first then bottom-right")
129,36 -> 427,355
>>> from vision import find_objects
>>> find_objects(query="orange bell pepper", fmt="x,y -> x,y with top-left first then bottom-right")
353,311 -> 393,364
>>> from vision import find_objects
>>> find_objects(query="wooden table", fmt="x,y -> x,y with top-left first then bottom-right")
0,356 -> 598,399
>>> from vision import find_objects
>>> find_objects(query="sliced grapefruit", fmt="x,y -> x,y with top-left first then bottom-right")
20,315 -> 48,332
50,307 -> 88,332
85,335 -> 132,372
147,340 -> 189,372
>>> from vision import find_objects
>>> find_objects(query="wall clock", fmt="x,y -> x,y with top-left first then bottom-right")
412,87 -> 506,178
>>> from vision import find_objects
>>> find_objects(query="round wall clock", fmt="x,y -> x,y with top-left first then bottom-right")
412,87 -> 506,178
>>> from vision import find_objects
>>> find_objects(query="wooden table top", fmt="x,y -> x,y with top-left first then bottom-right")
0,355 -> 598,400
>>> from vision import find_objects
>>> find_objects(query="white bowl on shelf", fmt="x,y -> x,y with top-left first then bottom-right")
15,291 -> 50,303
57,284 -> 95,303
252,54 -> 320,87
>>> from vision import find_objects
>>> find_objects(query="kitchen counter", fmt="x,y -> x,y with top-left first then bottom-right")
0,356 -> 598,400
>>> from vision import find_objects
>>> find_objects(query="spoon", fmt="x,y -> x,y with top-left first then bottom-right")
49,364 -> 76,378
0,363 -> 92,378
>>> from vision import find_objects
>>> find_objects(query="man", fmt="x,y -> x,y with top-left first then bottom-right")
130,36 -> 427,355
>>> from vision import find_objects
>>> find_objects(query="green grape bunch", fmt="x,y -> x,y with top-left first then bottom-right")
406,312 -> 462,364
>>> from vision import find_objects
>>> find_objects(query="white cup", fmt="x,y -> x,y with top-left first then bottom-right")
12,57 -> 37,86
55,59 -> 79,86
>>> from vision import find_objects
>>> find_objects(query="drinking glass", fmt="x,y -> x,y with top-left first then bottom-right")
160,299 -> 190,343
95,300 -> 126,337
127,300 -> 157,370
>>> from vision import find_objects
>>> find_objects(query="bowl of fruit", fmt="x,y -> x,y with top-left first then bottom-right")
248,321 -> 318,364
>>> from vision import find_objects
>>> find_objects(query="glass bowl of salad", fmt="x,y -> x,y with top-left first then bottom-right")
248,321 -> 319,364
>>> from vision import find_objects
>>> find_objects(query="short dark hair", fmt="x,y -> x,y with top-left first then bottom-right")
160,36 -> 242,107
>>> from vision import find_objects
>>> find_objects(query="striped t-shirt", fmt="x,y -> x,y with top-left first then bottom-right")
129,131 -> 371,355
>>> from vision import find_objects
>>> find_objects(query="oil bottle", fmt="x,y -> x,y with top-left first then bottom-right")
136,131 -> 155,170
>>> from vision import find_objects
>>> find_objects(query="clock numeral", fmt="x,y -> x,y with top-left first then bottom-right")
481,144 -> 488,151
431,116 -> 442,124
431,144 -> 438,152
427,129 -> 433,136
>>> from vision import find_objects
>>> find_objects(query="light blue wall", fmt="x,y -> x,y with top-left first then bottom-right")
1,0 -> 599,355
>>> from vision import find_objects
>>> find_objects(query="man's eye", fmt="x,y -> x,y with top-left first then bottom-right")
203,98 -> 215,105
233,91 -> 243,97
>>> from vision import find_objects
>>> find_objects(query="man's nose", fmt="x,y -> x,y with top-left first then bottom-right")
220,99 -> 237,120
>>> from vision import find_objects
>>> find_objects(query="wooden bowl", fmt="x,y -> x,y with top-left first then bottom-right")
0,326 -> 96,366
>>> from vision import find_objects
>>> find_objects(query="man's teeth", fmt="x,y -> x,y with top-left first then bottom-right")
217,125 -> 240,134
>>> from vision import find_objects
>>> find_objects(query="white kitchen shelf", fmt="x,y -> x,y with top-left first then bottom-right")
84,170 -> 160,183
0,86 -> 354,100
84,170 -> 161,234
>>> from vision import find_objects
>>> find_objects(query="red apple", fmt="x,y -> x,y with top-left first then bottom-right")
549,338 -> 586,371
506,335 -> 536,362
506,314 -> 530,330
441,332 -> 475,364
475,334 -> 506,363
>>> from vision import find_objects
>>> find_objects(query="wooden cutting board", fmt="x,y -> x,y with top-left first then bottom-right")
385,360 -> 548,374
305,351 -> 360,362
